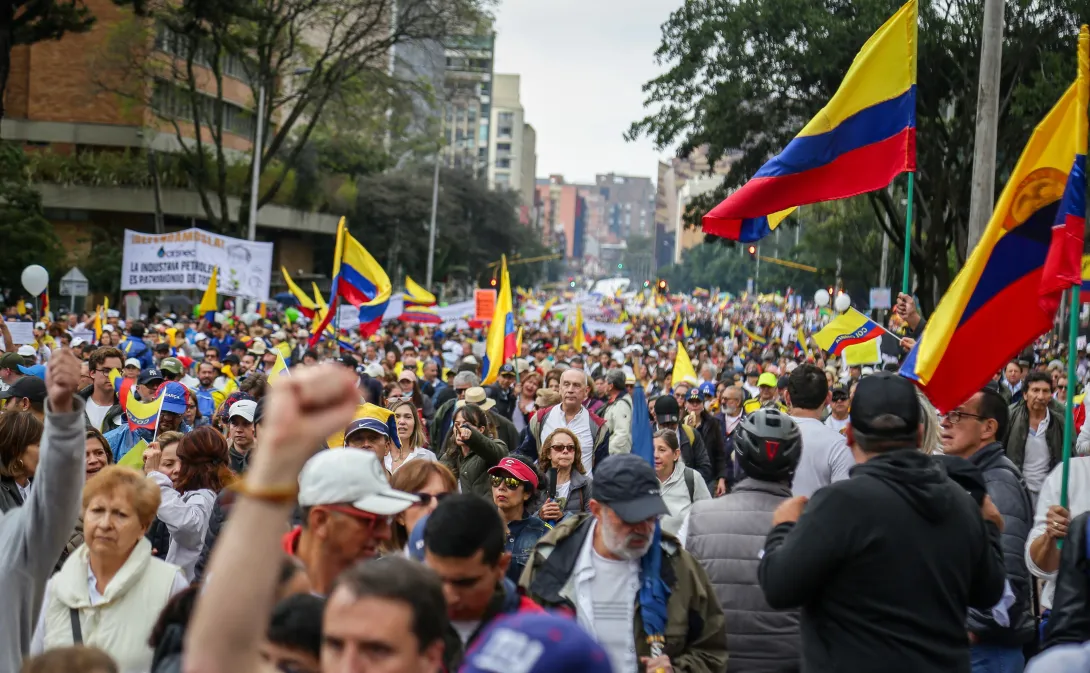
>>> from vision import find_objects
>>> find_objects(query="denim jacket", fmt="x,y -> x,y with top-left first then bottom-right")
505,516 -> 552,584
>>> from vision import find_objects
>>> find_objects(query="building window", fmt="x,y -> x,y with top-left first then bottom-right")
152,80 -> 254,139
154,24 -> 253,86
495,158 -> 511,169
497,142 -> 511,152
495,172 -> 510,187
497,112 -> 514,138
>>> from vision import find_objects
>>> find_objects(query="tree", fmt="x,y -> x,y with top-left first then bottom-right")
0,1 -> 95,126
629,0 -> 1084,311
0,142 -> 64,304
95,0 -> 485,235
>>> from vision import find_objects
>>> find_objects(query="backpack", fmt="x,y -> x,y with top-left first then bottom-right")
683,467 -> 696,502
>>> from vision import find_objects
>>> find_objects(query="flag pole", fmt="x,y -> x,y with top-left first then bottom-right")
1060,285 -> 1079,523
901,171 -> 915,294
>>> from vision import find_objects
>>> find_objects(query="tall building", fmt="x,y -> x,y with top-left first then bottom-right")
487,73 -> 524,192
441,31 -> 495,177
520,123 -> 537,211
535,175 -> 579,258
595,173 -> 655,239
655,146 -> 735,264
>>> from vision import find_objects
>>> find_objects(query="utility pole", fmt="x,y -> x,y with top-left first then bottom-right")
966,0 -> 1006,250
426,155 -> 440,291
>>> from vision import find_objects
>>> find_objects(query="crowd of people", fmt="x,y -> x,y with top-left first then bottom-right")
0,287 -> 1089,673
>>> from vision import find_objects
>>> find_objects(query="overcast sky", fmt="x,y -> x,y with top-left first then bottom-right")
492,0 -> 680,185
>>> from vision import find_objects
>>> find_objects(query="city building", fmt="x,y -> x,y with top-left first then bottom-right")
487,74 -> 522,191
520,123 -> 537,213
441,31 -> 495,177
535,175 -> 579,259
595,173 -> 655,239
2,0 -> 338,284
655,146 -> 735,265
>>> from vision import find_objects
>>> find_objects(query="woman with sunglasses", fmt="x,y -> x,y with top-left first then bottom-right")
487,455 -> 550,584
386,461 -> 456,555
537,428 -> 590,523
387,399 -> 436,473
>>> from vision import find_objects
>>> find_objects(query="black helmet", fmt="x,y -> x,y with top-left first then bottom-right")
734,408 -> 802,482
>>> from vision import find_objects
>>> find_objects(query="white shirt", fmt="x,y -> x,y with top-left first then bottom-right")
16,480 -> 30,502
1025,457 -> 1090,609
384,447 -> 437,473
1023,410 -> 1052,494
586,547 -> 640,673
542,405 -> 594,474
85,398 -> 113,433
790,416 -> 855,498
825,414 -> 849,436
659,461 -> 711,538
452,620 -> 480,645
555,480 -> 572,501
147,472 -> 217,581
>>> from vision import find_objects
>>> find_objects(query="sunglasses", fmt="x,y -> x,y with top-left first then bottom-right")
412,492 -> 449,507
832,394 -> 849,402
550,443 -> 576,454
490,475 -> 525,490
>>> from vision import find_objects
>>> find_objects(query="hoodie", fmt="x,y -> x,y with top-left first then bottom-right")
758,449 -> 1007,673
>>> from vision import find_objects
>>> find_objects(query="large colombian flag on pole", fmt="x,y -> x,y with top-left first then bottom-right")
702,0 -> 918,242
481,255 -> 517,385
309,218 -> 392,345
902,27 -> 1089,413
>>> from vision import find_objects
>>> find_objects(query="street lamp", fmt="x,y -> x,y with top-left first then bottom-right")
248,66 -> 314,241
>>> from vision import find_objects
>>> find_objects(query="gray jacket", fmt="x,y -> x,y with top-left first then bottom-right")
686,478 -> 801,672
0,399 -> 85,673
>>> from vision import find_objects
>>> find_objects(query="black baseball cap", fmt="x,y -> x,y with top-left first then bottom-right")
499,363 -> 516,376
0,353 -> 25,370
223,354 -> 241,366
685,388 -> 704,403
831,385 -> 850,400
139,368 -> 165,386
849,371 -> 920,441
654,395 -> 680,424
591,454 -> 670,524
0,375 -> 47,403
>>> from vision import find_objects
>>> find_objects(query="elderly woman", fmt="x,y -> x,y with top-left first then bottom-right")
31,465 -> 189,672
143,426 -> 234,580
387,399 -> 437,473
0,410 -> 43,512
537,428 -> 591,523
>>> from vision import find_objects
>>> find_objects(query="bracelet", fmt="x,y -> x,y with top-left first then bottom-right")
228,479 -> 299,504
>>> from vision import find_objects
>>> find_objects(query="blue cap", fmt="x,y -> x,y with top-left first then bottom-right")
345,418 -> 402,449
407,512 -> 428,561
17,364 -> 46,379
462,612 -> 614,673
159,382 -> 188,415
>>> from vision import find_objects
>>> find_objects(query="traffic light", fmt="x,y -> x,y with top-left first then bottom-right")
489,277 -> 497,287
656,279 -> 668,294
617,263 -> 623,270
747,245 -> 757,260
643,280 -> 651,288
568,276 -> 576,289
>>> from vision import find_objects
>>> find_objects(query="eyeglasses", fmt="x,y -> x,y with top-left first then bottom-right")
550,443 -> 576,454
455,387 -> 470,396
412,492 -> 449,507
944,409 -> 986,425
490,475 -> 525,490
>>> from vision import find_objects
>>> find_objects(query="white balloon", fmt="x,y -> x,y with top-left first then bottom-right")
834,293 -> 852,312
20,265 -> 49,296
814,289 -> 830,307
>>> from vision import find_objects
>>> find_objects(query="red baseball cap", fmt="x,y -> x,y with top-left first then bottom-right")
487,457 -> 539,488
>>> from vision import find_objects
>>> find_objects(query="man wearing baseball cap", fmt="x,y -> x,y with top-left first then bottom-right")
486,363 -> 518,420
758,371 -> 1007,672
0,375 -> 47,419
104,380 -> 191,461
521,453 -> 727,673
743,371 -> 787,414
0,352 -> 24,393
227,400 -> 258,473
282,448 -> 418,595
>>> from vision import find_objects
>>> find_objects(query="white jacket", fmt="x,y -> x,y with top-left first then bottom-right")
1025,457 -> 1090,609
33,538 -> 186,673
659,460 -> 711,538
148,471 -> 216,581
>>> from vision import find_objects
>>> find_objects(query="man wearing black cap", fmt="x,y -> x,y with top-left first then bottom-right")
521,453 -> 727,673
758,371 -> 1007,673
136,367 -> 165,402
0,375 -> 47,419
653,395 -> 714,485
487,363 -> 518,420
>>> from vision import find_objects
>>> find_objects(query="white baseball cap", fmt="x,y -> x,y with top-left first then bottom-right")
103,325 -> 115,333
124,358 -> 141,368
298,449 -> 418,515
70,337 -> 86,348
17,345 -> 35,357
34,322 -> 45,330
228,399 -> 258,423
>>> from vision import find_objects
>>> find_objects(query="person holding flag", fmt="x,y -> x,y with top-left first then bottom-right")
103,381 -> 191,462
520,357 -> 727,673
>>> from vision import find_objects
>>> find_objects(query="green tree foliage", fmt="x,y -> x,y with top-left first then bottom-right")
0,1 -> 95,124
629,0 -> 1084,311
349,166 -> 551,289
0,143 -> 64,304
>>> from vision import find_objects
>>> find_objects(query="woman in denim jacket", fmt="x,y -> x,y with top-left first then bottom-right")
488,455 -> 551,584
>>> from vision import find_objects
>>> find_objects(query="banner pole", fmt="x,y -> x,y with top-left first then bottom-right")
1060,285 -> 1079,533
901,171 -> 915,295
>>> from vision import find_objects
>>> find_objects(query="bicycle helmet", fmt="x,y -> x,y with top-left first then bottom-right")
734,408 -> 802,482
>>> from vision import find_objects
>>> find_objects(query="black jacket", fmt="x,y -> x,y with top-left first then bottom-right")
0,475 -> 23,513
1043,510 -> 1090,648
965,442 -> 1036,645
1004,399 -> 1067,479
675,423 -> 714,486
490,410 -> 520,459
487,384 -> 517,420
758,449 -> 1007,673
694,411 -> 729,485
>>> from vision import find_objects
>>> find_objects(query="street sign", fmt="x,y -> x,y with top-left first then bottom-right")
59,267 -> 89,297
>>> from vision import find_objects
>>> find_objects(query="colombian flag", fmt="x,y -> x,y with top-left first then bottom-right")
902,27 -> 1089,413
310,218 -> 392,344
813,309 -> 885,355
794,327 -> 811,359
281,267 -> 317,319
703,0 -> 917,242
742,325 -> 767,346
198,267 -> 218,322
481,256 -> 517,385
400,276 -> 441,324
571,305 -> 590,351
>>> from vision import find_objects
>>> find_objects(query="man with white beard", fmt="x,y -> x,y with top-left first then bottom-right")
519,454 -> 727,673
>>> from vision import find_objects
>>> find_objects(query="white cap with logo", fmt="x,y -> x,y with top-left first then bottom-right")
228,399 -> 258,423
298,449 -> 418,516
